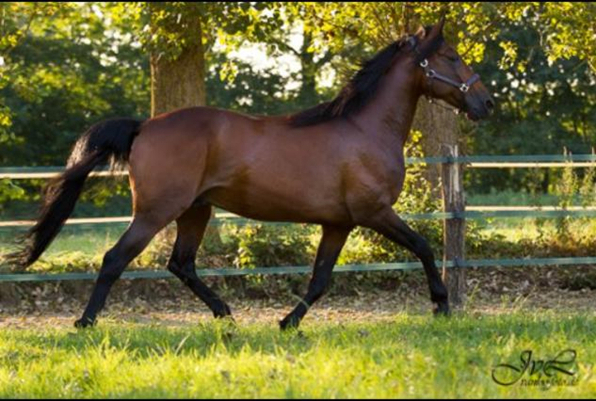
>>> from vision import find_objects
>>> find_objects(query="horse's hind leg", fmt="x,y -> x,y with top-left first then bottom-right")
75,214 -> 168,328
167,204 -> 232,318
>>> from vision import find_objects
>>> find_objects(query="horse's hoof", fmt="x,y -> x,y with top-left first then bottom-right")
433,303 -> 451,317
213,302 -> 232,319
74,317 -> 95,329
279,315 -> 300,331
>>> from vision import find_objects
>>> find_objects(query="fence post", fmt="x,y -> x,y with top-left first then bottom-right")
441,144 -> 466,307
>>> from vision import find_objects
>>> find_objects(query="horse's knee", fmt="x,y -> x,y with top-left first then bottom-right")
412,236 -> 434,261
102,247 -> 118,266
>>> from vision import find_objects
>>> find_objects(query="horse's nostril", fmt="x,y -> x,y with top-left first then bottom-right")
485,98 -> 495,110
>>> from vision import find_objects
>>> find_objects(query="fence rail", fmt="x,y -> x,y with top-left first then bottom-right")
1,154 -> 595,288
2,256 -> 596,283
2,207 -> 596,229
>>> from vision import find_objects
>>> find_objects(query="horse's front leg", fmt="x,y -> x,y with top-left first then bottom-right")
279,225 -> 352,330
361,208 -> 450,316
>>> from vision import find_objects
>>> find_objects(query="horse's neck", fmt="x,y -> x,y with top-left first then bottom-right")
353,61 -> 421,148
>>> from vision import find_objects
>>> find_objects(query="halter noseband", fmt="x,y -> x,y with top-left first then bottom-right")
407,36 -> 480,94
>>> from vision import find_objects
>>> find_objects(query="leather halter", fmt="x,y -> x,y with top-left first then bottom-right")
407,36 -> 480,95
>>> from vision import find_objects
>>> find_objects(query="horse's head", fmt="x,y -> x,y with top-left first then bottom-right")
409,17 -> 494,121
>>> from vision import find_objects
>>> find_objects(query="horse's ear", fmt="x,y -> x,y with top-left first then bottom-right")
429,15 -> 446,38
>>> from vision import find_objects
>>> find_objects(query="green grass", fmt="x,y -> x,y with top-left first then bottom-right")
0,226 -> 126,273
471,216 -> 596,234
467,191 -> 566,206
0,311 -> 595,398
0,225 -> 123,255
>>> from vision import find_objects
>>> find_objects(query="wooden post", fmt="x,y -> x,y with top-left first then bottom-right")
441,144 -> 466,308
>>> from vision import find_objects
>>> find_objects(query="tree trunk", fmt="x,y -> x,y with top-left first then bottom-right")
149,10 -> 206,117
148,5 -> 220,245
412,99 -> 461,193
297,32 -> 319,107
150,49 -> 206,117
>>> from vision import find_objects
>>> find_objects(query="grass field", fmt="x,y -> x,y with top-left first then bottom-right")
466,191 -> 573,206
1,193 -> 594,398
0,311 -> 594,398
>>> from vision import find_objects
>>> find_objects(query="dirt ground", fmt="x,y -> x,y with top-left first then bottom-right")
1,281 -> 594,329
1,263 -> 595,328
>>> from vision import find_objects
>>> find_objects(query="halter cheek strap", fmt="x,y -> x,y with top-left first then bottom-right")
407,36 -> 480,94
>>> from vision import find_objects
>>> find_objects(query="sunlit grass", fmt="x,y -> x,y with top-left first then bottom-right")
473,217 -> 596,238
467,191 -> 570,207
0,311 -> 594,398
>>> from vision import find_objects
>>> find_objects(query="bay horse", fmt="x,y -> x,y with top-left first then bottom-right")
11,18 -> 493,329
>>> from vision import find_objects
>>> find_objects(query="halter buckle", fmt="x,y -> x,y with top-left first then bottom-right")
426,69 -> 436,78
459,83 -> 469,93
420,59 -> 428,68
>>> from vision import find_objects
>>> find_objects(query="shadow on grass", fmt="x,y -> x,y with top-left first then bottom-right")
3,311 -> 595,362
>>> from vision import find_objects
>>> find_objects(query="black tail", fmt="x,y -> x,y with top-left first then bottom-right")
8,118 -> 143,269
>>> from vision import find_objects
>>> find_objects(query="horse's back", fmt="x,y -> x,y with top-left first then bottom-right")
127,105 -> 398,226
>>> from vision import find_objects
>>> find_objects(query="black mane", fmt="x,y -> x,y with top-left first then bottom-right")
289,27 -> 443,127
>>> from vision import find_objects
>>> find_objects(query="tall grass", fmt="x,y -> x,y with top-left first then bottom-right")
0,311 -> 594,398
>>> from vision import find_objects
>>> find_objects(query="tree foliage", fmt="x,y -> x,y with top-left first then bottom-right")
289,2 -> 595,192
0,1 -> 594,214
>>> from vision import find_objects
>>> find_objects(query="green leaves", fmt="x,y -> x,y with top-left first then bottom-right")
0,2 -> 149,169
137,2 -> 287,63
1,1 -> 595,211
498,40 -> 519,70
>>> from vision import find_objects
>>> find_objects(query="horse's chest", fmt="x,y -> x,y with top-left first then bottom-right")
343,154 -> 405,215
358,152 -> 404,189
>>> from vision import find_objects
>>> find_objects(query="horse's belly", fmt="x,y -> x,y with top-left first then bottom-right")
203,180 -> 350,225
